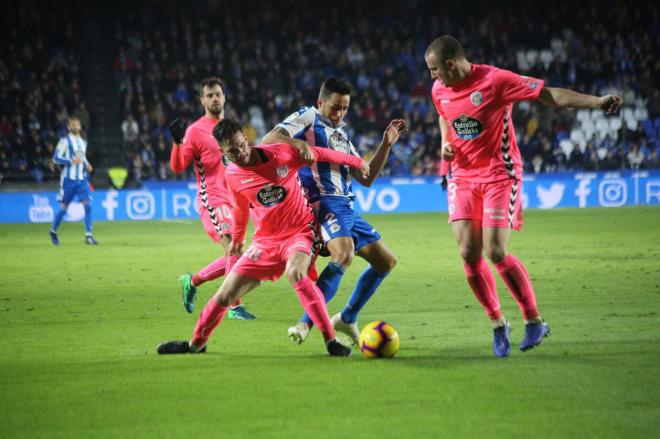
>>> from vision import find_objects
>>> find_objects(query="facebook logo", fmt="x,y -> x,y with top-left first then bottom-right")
575,178 -> 592,208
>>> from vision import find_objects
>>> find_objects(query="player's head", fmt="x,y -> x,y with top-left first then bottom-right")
67,116 -> 81,135
213,118 -> 252,167
425,35 -> 468,86
199,77 -> 226,118
317,78 -> 353,127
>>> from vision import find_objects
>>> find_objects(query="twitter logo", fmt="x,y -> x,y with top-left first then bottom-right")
537,183 -> 565,208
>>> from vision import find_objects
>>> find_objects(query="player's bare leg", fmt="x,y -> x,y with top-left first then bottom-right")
453,220 -> 511,357
483,226 -> 549,351
285,250 -> 351,357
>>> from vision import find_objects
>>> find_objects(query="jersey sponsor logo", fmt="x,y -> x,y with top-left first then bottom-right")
452,114 -> 484,140
470,91 -> 483,106
276,165 -> 289,177
328,131 -> 351,153
256,184 -> 287,207
441,99 -> 451,104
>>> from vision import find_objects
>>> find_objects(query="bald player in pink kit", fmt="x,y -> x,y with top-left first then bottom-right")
157,118 -> 370,356
426,35 -> 622,357
168,77 -> 255,320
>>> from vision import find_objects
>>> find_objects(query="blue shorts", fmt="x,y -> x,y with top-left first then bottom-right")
316,197 -> 381,252
58,178 -> 91,205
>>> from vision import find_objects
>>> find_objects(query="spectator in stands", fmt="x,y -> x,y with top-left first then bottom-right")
567,144 -> 584,169
627,143 -> 644,169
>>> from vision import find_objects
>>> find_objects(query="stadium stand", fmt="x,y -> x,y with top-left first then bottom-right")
2,0 -> 659,185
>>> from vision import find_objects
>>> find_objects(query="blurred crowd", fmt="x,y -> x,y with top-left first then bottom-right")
2,0 -> 659,184
0,1 -> 90,183
113,0 -> 660,182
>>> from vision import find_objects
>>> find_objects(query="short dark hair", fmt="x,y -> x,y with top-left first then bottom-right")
199,77 -> 225,96
425,35 -> 466,62
319,77 -> 353,99
213,118 -> 242,144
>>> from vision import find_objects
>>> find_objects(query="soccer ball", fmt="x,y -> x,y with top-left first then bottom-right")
359,321 -> 400,359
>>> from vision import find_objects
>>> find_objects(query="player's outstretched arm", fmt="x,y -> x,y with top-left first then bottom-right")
309,146 -> 369,179
352,119 -> 407,187
538,87 -> 623,114
262,127 -> 314,165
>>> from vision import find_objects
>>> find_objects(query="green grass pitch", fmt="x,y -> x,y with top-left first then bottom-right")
1,207 -> 659,438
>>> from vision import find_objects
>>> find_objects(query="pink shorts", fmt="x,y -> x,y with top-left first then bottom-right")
200,204 -> 233,242
447,178 -> 524,230
231,230 -> 319,282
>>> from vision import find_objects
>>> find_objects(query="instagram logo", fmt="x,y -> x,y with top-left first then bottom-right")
598,179 -> 627,207
126,191 -> 155,220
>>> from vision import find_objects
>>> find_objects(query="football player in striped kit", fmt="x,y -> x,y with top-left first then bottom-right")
263,78 -> 406,346
50,116 -> 98,245
426,35 -> 622,356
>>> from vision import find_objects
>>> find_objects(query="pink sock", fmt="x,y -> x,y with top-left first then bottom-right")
494,254 -> 539,320
225,255 -> 243,308
191,298 -> 227,348
193,257 -> 226,286
464,259 -> 502,319
293,277 -> 336,341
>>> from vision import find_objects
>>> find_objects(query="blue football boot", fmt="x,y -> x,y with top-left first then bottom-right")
520,322 -> 550,351
493,322 -> 511,357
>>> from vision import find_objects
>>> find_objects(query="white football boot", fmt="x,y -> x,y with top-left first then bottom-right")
331,313 -> 360,346
287,322 -> 311,345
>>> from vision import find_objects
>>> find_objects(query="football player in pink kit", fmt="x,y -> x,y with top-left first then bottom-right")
157,118 -> 370,356
168,77 -> 255,320
425,35 -> 622,357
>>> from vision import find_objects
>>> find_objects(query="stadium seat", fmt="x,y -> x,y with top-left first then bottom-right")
609,117 -> 622,132
597,147 -> 608,160
576,109 -> 590,123
539,49 -> 554,68
595,118 -> 610,139
591,109 -> 605,120
526,50 -> 539,66
570,128 -> 585,144
559,139 -> 574,157
634,107 -> 649,121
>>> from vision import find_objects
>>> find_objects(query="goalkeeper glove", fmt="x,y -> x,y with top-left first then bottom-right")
169,118 -> 187,145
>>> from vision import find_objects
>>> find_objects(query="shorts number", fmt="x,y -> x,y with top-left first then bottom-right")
448,182 -> 457,201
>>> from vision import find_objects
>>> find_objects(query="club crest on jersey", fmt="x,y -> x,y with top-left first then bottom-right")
452,114 -> 484,140
470,91 -> 483,106
256,184 -> 287,207
328,132 -> 350,153
276,165 -> 288,177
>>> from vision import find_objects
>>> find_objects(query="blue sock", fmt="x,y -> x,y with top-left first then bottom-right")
51,208 -> 67,232
300,261 -> 345,326
341,266 -> 389,324
84,203 -> 93,235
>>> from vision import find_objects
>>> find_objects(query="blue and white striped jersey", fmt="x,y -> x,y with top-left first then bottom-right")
276,106 -> 360,202
53,133 -> 88,181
